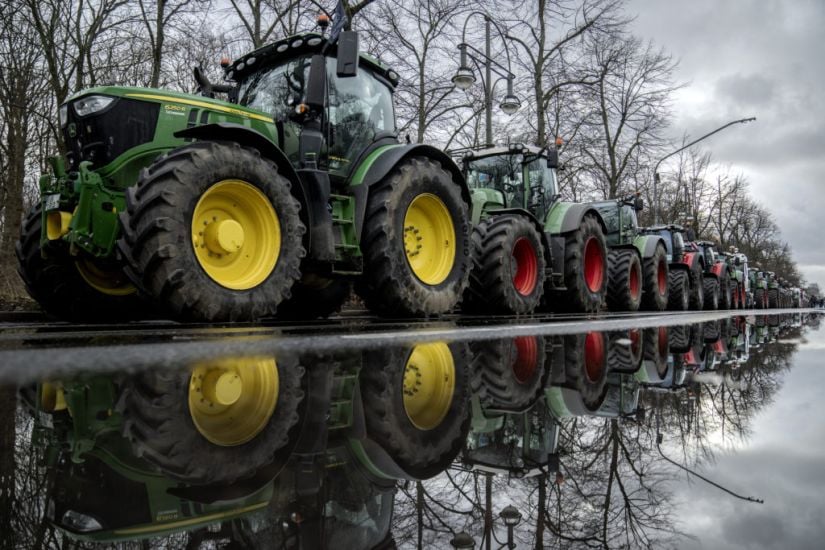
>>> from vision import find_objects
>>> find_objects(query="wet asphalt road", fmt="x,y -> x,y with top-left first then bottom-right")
0,308 -> 818,383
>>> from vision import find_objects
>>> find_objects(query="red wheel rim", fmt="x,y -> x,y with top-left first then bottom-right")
584,332 -> 605,383
512,336 -> 539,384
583,237 -> 605,293
629,262 -> 641,300
512,237 -> 539,296
657,259 -> 667,295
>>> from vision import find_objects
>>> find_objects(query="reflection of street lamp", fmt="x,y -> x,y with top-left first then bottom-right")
450,531 -> 476,549
499,505 -> 522,549
652,117 -> 756,224
452,12 -> 521,146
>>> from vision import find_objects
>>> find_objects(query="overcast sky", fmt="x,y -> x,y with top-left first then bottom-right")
626,0 -> 825,290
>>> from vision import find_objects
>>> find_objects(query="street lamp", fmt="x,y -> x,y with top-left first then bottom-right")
652,117 -> 756,223
450,531 -> 476,549
499,505 -> 522,549
452,13 -> 521,146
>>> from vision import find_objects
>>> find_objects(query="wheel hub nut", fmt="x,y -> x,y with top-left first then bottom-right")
202,370 -> 243,406
205,219 -> 244,254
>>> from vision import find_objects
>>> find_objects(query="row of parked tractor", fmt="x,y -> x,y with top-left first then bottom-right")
16,25 -> 810,322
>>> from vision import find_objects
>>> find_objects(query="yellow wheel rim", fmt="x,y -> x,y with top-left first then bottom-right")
402,342 -> 455,430
75,260 -> 137,296
403,193 -> 456,285
191,179 -> 280,290
188,357 -> 279,446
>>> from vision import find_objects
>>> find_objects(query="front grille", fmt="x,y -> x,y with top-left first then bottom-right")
63,98 -> 159,170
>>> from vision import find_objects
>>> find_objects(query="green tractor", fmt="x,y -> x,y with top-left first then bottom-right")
750,265 -> 769,309
459,144 -> 608,314
590,196 -> 670,311
17,24 -> 472,322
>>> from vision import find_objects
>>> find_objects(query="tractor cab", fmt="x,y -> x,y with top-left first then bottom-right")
461,144 -> 559,221
224,32 -> 400,179
641,224 -> 686,262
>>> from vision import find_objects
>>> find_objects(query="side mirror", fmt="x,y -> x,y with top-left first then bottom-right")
305,54 -> 327,110
634,196 -> 644,212
336,31 -> 359,77
193,66 -> 232,98
546,148 -> 559,169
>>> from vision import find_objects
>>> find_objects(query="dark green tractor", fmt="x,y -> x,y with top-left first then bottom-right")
18,25 -> 471,322
590,196 -> 670,311
458,144 -> 608,314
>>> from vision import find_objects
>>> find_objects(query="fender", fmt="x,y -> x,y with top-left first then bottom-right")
348,143 -> 470,240
710,261 -> 727,278
633,234 -> 667,260
173,122 -> 311,230
486,207 -> 553,268
681,250 -> 700,270
546,202 -> 606,235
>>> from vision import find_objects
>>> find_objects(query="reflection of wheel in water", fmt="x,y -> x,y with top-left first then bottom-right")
607,329 -> 643,373
471,336 -> 548,412
703,320 -> 721,343
563,332 -> 608,410
668,324 -> 691,353
118,355 -> 304,484
643,327 -> 670,379
360,342 -> 471,478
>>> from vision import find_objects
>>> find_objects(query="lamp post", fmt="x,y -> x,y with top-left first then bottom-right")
452,13 -> 521,147
450,531 -> 476,549
652,117 -> 756,224
499,505 -> 522,549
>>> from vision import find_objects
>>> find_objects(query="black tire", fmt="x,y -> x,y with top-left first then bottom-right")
755,288 -> 766,309
276,273 -> 351,320
118,141 -> 305,322
607,330 -> 643,373
768,288 -> 779,309
464,215 -> 546,314
605,249 -> 642,311
360,342 -> 471,478
643,327 -> 670,380
668,325 -> 691,353
719,273 -> 733,310
667,270 -> 690,311
641,243 -> 669,311
703,320 -> 721,343
118,356 -> 304,484
688,261 -> 704,311
552,214 -> 607,312
358,157 -> 471,316
470,336 -> 547,412
703,276 -> 720,310
16,204 -> 148,322
563,332 -> 609,410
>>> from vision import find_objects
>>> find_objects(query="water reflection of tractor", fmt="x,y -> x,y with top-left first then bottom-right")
18,20 -> 473,322
27,340 -> 471,543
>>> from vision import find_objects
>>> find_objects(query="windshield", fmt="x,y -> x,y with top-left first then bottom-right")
467,154 -> 525,207
237,55 -> 311,120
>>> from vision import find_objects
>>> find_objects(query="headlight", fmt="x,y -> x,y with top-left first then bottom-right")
73,95 -> 114,117
61,510 -> 103,532
58,104 -> 68,127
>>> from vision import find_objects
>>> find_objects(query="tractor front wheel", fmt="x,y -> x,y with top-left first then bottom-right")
555,215 -> 607,312
641,243 -> 669,311
465,214 -> 546,314
754,288 -> 766,309
16,204 -> 146,322
606,249 -> 642,311
358,157 -> 471,316
688,261 -> 705,310
118,142 -> 305,322
768,288 -> 779,308
719,274 -> 733,309
667,270 -> 690,311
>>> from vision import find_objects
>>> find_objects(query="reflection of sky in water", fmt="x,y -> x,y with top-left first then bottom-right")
673,325 -> 825,549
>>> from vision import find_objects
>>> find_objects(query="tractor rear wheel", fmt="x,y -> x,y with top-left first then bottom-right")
358,157 -> 471,316
118,355 -> 304,484
465,214 -> 545,314
275,273 -> 351,320
688,261 -> 704,310
667,270 -> 690,311
554,214 -> 607,312
606,249 -> 642,311
118,142 -> 305,322
471,336 -> 547,412
641,243 -> 669,311
360,342 -> 471,479
703,276 -> 720,310
16,204 -> 147,322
